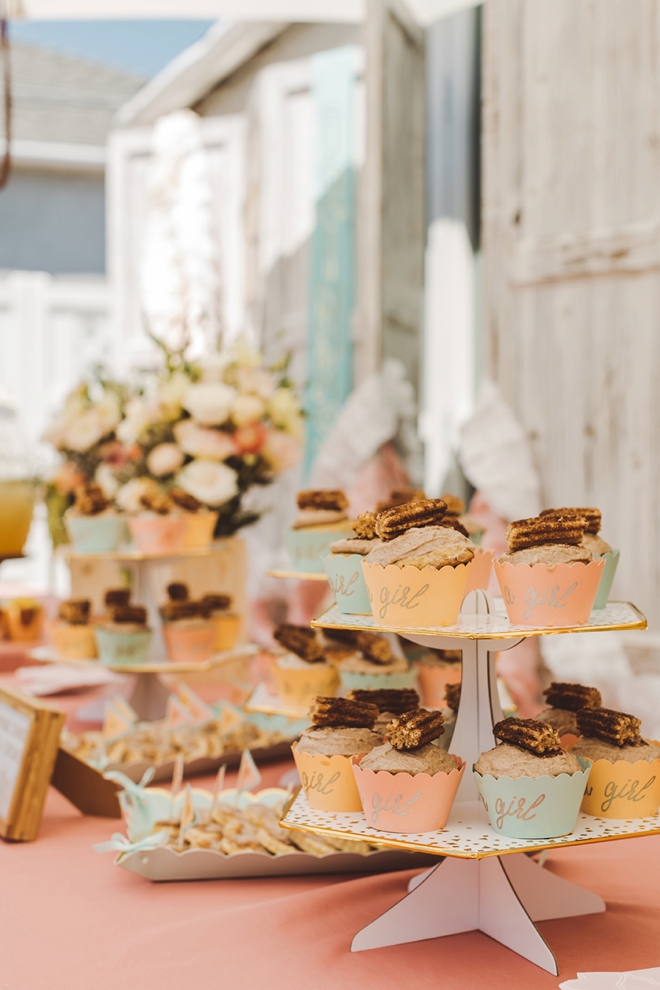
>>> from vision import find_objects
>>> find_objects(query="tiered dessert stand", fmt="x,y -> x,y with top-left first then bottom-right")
31,544 -> 255,719
281,592 -> 651,975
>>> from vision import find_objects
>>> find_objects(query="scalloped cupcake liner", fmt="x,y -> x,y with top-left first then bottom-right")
352,754 -> 465,832
580,756 -> 660,818
49,620 -> 97,660
493,558 -> 604,627
463,548 -> 494,593
183,511 -> 218,549
272,662 -> 339,710
415,663 -> 461,709
163,623 -> 217,662
339,668 -> 418,693
361,559 -> 471,628
322,553 -> 371,613
66,513 -> 129,554
94,627 -> 152,666
473,760 -> 591,838
210,613 -> 240,652
292,743 -> 364,811
128,515 -> 188,555
592,549 -> 620,609
284,525 -> 355,574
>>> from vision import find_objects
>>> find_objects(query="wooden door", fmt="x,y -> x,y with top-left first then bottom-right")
483,0 -> 660,626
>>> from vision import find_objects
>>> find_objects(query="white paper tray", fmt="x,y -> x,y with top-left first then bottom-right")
116,844 -> 436,881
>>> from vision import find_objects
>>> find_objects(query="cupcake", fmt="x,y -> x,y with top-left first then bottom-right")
293,696 -> 383,811
540,507 -> 619,609
271,624 -> 339,710
284,489 -> 354,574
168,488 -> 218,549
327,628 -> 417,691
50,598 -> 97,659
161,593 -> 217,663
353,708 -> 464,832
437,681 -> 461,749
493,513 -> 604,627
535,681 -> 602,750
362,499 -> 474,627
574,708 -> 660,818
415,647 -> 461,709
322,511 -> 381,614
95,604 -> 152,666
127,487 -> 188,555
65,483 -> 128,554
474,718 -> 590,838
4,597 -> 44,642
199,593 -> 240,651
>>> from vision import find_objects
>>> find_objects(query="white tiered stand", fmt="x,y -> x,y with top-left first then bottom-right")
281,594 -> 651,975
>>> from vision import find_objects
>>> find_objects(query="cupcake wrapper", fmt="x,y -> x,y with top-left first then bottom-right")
163,624 -> 217,662
463,549 -> 494,594
493,559 -> 604,627
352,754 -> 465,833
592,550 -> 620,609
322,553 -> 371,613
339,668 -> 417,692
183,512 -> 218,549
415,664 -> 461,709
474,760 -> 591,838
272,663 -> 339,710
580,756 -> 660,819
128,516 -> 188,555
285,526 -> 355,574
95,627 -> 152,666
361,560 -> 471,628
292,744 -> 363,811
210,613 -> 240,652
66,514 -> 128,554
50,621 -> 97,660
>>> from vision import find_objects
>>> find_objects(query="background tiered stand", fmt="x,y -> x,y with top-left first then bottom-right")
281,593 -> 649,975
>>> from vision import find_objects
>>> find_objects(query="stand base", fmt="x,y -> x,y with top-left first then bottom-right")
127,673 -> 172,720
351,853 -> 605,975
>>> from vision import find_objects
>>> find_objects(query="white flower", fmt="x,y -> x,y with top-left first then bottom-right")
198,353 -> 232,383
174,420 -> 236,460
64,410 -> 105,452
117,398 -> 154,444
236,366 -> 276,400
95,391 -> 122,434
147,443 -> 184,477
182,382 -> 236,426
176,459 -> 238,507
115,478 -> 158,514
232,339 -> 261,368
262,429 -> 302,473
231,393 -> 265,427
95,464 -> 120,498
157,372 -> 189,421
268,388 -> 303,439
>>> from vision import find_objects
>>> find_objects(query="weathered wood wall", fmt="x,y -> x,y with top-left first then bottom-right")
483,0 -> 660,626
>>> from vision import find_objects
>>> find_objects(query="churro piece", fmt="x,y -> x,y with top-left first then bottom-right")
58,599 -> 91,625
440,494 -> 465,517
375,499 -> 447,541
199,593 -> 231,613
346,687 -> 420,715
297,490 -> 348,512
445,683 -> 461,713
543,682 -> 602,712
387,708 -> 445,750
540,507 -> 602,535
140,490 -> 172,515
352,511 -> 378,540
74,483 -> 111,516
440,516 -> 469,537
104,588 -> 131,608
493,718 -> 562,756
169,488 -> 202,513
256,828 -> 294,856
576,708 -> 642,747
309,696 -> 379,729
108,604 -> 148,625
273,623 -> 325,663
506,514 -> 587,552
167,582 -> 189,601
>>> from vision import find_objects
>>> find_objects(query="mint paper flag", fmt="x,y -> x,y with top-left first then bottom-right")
236,749 -> 261,794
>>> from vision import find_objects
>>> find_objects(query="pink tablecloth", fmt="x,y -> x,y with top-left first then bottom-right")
1,758 -> 660,990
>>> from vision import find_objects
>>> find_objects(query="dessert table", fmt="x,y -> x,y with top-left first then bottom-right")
1,758 -> 660,990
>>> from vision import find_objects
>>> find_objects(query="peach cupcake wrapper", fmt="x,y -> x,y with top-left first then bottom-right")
128,516 -> 188,555
580,756 -> 660,819
292,743 -> 364,812
474,760 -> 591,838
493,558 -> 604,627
49,620 -> 98,660
352,754 -> 465,833
272,663 -> 339,710
415,663 -> 461,709
183,511 -> 218,549
463,548 -> 494,594
361,559 -> 471,628
163,623 -> 217,662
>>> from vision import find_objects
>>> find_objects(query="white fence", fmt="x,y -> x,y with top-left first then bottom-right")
0,270 -> 113,445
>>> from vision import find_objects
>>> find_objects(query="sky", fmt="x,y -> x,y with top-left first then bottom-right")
9,20 -> 216,78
